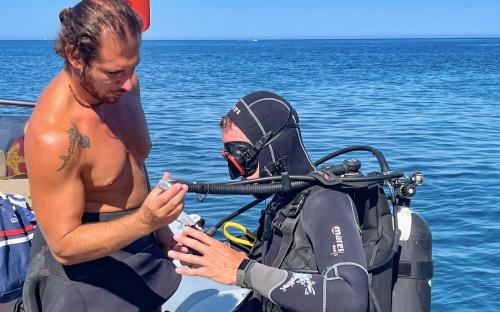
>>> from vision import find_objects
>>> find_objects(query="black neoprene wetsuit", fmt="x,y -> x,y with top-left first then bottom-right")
239,189 -> 369,312
22,210 -> 180,312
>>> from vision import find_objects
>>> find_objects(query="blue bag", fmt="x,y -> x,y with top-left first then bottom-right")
0,193 -> 36,303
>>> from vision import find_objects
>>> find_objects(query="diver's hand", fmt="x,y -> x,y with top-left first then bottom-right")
168,227 -> 247,285
137,172 -> 187,232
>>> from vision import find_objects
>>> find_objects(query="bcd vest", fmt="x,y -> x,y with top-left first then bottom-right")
246,186 -> 323,312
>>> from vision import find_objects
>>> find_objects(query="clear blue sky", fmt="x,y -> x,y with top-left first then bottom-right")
0,0 -> 499,40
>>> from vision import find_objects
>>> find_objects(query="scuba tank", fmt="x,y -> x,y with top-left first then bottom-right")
322,163 -> 433,312
392,173 -> 433,312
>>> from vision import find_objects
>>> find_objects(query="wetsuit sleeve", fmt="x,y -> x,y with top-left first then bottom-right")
244,190 -> 369,312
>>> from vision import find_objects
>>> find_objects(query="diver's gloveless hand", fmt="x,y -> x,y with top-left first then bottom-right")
137,172 -> 187,232
168,227 -> 247,285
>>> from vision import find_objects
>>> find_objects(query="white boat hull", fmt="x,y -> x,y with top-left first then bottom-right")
164,212 -> 249,312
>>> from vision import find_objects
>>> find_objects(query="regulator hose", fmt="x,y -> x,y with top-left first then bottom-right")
177,145 -> 398,196
205,196 -> 269,236
185,180 -> 312,195
181,171 -> 403,196
315,145 -> 391,172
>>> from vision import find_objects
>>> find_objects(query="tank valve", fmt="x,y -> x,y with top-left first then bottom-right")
412,172 -> 424,186
401,185 -> 416,197
393,172 -> 424,199
343,159 -> 361,174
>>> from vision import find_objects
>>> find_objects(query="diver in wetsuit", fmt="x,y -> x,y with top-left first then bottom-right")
169,91 -> 369,312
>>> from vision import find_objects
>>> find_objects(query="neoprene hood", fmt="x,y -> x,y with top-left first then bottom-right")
225,91 -> 315,177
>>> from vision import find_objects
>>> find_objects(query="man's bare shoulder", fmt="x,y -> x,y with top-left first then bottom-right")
25,127 -> 90,179
26,72 -> 89,174
29,72 -> 72,128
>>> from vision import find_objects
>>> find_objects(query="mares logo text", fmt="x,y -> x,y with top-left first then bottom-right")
330,226 -> 345,257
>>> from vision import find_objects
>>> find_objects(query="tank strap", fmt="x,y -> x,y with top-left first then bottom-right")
270,186 -> 319,269
398,261 -> 434,279
260,198 -> 281,259
270,216 -> 300,269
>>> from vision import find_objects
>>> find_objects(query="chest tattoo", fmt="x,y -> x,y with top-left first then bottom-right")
57,125 -> 90,171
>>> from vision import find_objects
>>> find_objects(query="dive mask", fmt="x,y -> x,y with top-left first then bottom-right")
221,141 -> 258,179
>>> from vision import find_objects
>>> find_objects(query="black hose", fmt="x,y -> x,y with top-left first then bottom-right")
181,171 -> 403,196
181,146 -> 396,196
198,145 -> 400,239
314,145 -> 390,172
205,196 -> 269,237
186,180 -> 312,195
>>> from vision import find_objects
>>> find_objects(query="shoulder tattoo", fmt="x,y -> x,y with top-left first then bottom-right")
57,125 -> 91,171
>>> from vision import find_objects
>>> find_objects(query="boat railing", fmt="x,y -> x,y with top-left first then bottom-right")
0,99 -> 36,108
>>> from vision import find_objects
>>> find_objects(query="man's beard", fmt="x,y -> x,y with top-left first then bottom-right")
80,67 -> 124,104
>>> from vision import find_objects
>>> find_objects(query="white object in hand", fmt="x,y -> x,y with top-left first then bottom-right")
157,179 -> 174,190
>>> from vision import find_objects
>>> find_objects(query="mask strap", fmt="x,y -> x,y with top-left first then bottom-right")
260,156 -> 288,177
244,109 -> 298,160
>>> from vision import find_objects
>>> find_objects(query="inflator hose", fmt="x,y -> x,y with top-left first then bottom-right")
181,172 -> 403,196
186,180 -> 312,195
178,145 -> 396,196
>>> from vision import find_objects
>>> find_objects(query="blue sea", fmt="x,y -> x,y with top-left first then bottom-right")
1,39 -> 499,311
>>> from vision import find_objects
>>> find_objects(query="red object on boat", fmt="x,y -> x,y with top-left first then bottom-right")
126,0 -> 150,32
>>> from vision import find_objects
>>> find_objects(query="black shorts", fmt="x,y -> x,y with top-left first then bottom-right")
22,210 -> 181,312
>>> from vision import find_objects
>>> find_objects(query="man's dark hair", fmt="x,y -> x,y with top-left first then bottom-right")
55,0 -> 143,66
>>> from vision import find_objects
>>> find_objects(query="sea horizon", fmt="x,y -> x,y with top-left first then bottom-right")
1,36 -> 500,41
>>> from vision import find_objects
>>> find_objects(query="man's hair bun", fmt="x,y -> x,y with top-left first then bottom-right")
59,7 -> 72,23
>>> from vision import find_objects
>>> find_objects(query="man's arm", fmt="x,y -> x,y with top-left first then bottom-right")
25,127 -> 186,265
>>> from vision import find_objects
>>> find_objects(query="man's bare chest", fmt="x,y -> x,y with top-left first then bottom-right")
80,118 -> 150,191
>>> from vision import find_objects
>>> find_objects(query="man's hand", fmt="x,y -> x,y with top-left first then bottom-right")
137,173 -> 187,232
154,225 -> 190,256
154,226 -> 175,253
168,227 -> 247,285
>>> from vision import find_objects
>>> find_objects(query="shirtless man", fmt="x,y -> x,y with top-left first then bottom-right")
22,1 -> 186,311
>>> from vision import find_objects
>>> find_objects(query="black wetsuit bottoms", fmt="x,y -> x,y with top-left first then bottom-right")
22,210 -> 181,312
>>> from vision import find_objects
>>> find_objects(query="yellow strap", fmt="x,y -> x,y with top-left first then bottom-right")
223,221 -> 256,247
